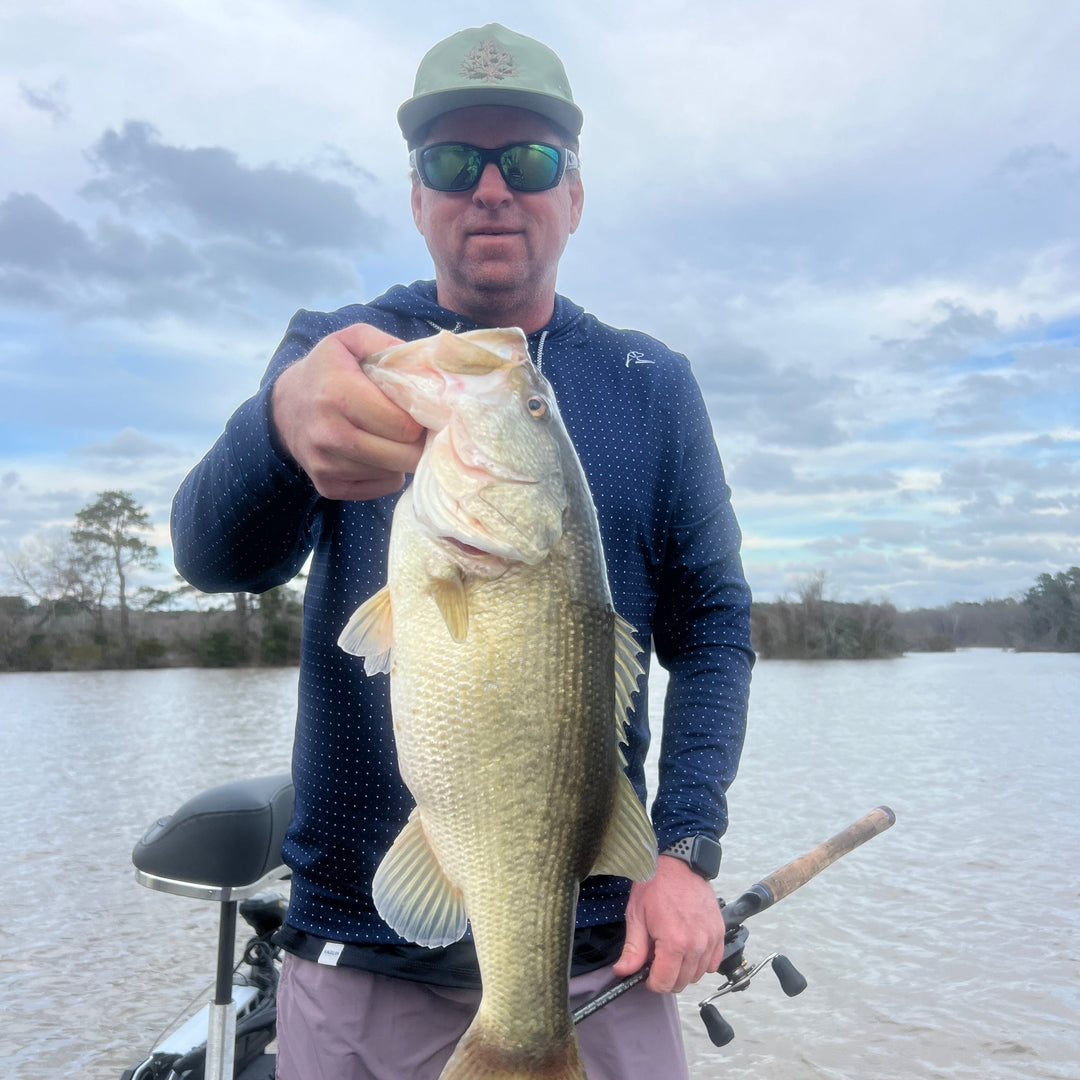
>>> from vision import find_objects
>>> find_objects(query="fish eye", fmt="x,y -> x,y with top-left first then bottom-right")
526,396 -> 548,418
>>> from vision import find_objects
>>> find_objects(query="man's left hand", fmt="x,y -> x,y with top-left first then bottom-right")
611,855 -> 726,994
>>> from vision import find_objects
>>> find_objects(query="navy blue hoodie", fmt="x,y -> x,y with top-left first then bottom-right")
172,280 -> 753,952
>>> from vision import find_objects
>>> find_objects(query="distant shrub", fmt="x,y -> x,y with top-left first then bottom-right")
192,629 -> 247,668
259,621 -> 295,665
135,636 -> 167,667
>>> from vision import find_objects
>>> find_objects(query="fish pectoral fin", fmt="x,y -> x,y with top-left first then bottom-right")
589,770 -> 658,883
371,809 -> 468,948
430,570 -> 469,642
337,586 -> 394,674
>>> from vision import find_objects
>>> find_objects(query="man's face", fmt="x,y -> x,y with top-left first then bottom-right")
411,105 -> 584,326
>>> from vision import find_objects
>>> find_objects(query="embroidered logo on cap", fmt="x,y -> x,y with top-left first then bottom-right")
461,39 -> 519,82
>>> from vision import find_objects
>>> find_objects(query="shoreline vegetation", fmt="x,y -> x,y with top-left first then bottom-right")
749,569 -> 1080,659
2,491 -> 1078,672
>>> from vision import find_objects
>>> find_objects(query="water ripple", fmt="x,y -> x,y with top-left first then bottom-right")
1,652 -> 1077,1078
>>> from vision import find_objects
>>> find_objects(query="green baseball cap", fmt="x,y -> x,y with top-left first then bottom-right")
398,23 -> 583,145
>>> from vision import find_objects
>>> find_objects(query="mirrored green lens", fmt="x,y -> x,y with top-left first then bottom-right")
499,144 -> 561,191
422,146 -> 481,191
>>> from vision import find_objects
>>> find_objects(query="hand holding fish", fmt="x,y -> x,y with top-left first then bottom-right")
271,323 -> 425,500
612,855 -> 727,994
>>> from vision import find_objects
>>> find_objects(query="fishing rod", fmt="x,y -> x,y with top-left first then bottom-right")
572,805 -> 896,1046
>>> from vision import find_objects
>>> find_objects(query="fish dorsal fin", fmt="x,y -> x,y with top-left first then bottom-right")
371,809 -> 468,948
430,568 -> 468,642
458,326 -> 530,364
590,614 -> 657,882
435,330 -> 515,375
590,770 -> 658,882
613,614 -> 645,750
337,586 -> 394,675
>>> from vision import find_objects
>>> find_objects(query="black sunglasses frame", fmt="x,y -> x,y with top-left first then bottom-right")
409,142 -> 580,193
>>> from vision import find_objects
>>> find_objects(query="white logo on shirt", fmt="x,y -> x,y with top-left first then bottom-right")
626,350 -> 654,368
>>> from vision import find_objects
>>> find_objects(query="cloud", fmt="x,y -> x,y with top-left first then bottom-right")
858,520 -> 927,547
18,79 -> 70,123
588,135 -> 1080,312
729,452 -> 797,491
731,451 -> 899,496
0,123 -> 387,321
941,454 -> 1080,503
690,335 -> 855,450
933,371 -> 1037,435
0,193 -> 94,274
880,300 -> 1004,369
82,121 -> 385,251
994,142 -> 1074,190
0,193 -> 203,305
0,455 -> 186,556
76,428 -> 179,460
929,333 -> 1080,437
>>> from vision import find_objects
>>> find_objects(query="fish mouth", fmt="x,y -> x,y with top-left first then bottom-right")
442,536 -> 492,558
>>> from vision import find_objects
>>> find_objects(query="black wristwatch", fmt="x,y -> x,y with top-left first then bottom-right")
660,835 -> 722,880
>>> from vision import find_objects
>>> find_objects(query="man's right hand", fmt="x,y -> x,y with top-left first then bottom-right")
271,323 -> 424,501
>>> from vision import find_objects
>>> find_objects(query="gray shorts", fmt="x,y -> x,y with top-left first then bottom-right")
276,952 -> 689,1080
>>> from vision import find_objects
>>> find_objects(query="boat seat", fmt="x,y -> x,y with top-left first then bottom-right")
133,774 -> 293,897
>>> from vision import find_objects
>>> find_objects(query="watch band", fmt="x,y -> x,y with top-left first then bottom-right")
660,835 -> 722,880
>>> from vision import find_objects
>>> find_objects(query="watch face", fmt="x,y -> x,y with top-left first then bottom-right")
691,835 -> 723,879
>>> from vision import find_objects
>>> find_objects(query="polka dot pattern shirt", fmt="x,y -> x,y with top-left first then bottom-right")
171,280 -> 754,944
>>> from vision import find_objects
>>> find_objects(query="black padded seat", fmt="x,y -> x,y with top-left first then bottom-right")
133,774 -> 293,889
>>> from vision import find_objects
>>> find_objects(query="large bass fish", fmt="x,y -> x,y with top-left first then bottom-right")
339,327 -> 657,1080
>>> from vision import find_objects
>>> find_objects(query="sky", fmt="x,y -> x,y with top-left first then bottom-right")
2,0 -> 1078,609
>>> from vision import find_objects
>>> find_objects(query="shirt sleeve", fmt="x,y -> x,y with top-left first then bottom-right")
649,365 -> 754,851
170,312 -> 329,594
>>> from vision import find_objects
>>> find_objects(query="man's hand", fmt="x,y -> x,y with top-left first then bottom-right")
271,323 -> 424,500
612,854 -> 726,994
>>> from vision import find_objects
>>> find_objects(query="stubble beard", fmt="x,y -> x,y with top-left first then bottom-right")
441,251 -> 554,329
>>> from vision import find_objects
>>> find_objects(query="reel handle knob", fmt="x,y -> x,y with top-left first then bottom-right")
771,954 -> 807,997
699,1003 -> 736,1047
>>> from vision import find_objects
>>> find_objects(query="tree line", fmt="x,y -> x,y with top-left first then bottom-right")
2,491 -> 1078,671
750,568 -> 1080,659
1,490 -> 302,671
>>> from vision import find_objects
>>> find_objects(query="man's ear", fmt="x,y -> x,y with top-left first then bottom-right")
411,176 -> 424,233
568,174 -> 584,234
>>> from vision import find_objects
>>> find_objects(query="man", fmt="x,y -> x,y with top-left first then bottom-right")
172,23 -> 752,1080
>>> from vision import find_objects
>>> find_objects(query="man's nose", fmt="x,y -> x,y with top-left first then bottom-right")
472,162 -> 512,208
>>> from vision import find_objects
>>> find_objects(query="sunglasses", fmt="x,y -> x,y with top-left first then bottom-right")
409,142 -> 580,193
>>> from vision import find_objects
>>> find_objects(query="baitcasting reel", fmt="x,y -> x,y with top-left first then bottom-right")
696,916 -> 808,1046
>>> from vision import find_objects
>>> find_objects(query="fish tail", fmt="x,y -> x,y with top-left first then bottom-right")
439,1021 -> 587,1080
